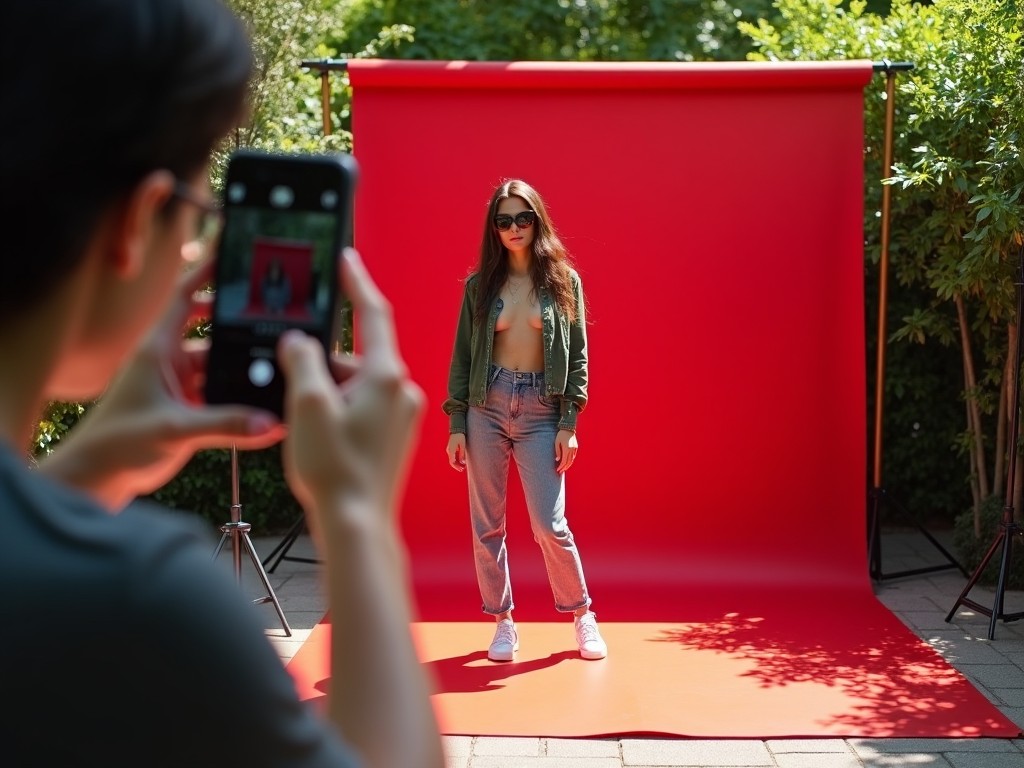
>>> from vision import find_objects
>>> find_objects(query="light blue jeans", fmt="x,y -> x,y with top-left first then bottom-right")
466,365 -> 592,616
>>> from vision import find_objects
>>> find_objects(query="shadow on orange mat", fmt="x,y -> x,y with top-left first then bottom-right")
286,584 -> 1022,739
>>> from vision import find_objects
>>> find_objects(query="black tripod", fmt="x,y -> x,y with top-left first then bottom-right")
212,445 -> 291,635
945,249 -> 1024,640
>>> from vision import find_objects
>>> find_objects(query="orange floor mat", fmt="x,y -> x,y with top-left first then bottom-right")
286,587 -> 1021,739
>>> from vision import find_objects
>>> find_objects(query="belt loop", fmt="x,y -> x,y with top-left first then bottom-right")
489,365 -> 502,385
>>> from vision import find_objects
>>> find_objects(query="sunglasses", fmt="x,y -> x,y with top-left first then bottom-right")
493,210 -> 537,231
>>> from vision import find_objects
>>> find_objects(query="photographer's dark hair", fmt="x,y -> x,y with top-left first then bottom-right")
0,0 -> 252,319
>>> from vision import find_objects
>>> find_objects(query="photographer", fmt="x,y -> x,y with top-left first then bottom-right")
0,2 -> 443,767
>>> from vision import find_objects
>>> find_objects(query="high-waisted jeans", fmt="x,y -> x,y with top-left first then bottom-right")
466,365 -> 592,616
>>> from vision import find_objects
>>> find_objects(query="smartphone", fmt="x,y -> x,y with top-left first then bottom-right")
203,149 -> 358,416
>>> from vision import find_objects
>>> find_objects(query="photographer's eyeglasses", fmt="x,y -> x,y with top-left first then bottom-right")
171,180 -> 224,245
493,210 -> 536,231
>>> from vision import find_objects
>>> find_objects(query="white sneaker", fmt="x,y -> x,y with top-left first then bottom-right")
488,618 -> 519,662
574,611 -> 607,660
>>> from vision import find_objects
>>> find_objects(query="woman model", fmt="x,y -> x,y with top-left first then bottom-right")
443,179 -> 607,662
261,257 -> 292,314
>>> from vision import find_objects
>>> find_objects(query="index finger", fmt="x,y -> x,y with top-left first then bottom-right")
341,248 -> 405,373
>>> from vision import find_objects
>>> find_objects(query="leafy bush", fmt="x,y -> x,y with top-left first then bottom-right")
330,0 -> 773,63
31,402 -> 89,459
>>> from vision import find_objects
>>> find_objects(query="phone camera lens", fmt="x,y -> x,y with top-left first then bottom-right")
270,185 -> 294,208
321,190 -> 339,209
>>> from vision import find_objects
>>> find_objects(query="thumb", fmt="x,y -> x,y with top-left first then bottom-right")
277,331 -> 334,394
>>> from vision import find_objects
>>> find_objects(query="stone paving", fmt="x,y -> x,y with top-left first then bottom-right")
234,530 -> 1024,767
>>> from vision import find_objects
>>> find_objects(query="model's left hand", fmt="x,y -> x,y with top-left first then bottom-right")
555,429 -> 578,474
39,252 -> 286,511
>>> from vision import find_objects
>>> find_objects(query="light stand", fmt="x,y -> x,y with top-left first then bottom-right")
945,247 -> 1024,640
212,445 -> 291,635
865,59 -> 966,581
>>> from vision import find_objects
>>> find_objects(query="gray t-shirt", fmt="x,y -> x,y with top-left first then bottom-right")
0,443 -> 358,767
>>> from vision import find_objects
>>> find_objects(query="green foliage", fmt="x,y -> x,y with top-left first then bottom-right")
30,401 -> 89,458
953,494 -> 1024,588
330,0 -> 775,63
218,1 -> 354,171
884,1 -> 1022,313
872,1 -> 1023,515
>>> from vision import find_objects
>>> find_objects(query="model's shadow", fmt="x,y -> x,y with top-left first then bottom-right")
425,649 -> 579,694
310,649 -> 577,699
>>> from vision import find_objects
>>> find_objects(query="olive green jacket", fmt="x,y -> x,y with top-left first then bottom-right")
443,269 -> 588,434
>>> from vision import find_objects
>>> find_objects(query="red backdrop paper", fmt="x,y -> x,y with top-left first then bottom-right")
348,60 -> 873,620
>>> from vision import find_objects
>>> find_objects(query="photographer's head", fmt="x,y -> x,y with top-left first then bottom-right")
0,0 -> 251,398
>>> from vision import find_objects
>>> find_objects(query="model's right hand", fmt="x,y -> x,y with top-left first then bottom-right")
446,433 -> 467,472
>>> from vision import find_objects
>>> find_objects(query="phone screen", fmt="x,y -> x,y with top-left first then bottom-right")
204,150 -> 357,415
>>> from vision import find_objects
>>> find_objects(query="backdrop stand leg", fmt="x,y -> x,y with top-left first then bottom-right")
868,487 -> 967,580
946,246 -> 1024,640
212,446 -> 291,636
262,515 -> 322,574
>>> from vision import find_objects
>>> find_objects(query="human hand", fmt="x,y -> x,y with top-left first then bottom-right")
277,248 -> 425,542
446,433 -> 467,472
40,254 -> 286,510
555,429 -> 578,474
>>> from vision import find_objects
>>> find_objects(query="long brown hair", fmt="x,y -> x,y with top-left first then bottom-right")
472,179 -> 579,324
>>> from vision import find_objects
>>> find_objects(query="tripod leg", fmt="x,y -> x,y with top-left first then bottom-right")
242,531 -> 292,636
989,530 -> 1016,640
211,532 -> 231,560
945,530 -> 1005,623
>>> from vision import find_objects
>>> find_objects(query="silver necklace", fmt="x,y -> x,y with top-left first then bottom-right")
507,276 -> 529,304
